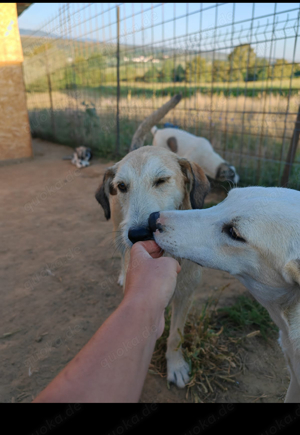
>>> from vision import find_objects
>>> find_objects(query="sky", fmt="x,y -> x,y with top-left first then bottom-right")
18,3 -> 300,61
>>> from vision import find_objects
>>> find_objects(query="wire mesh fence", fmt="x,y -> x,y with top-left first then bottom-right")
21,3 -> 300,188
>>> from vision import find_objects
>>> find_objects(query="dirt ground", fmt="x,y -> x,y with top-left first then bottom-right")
0,139 -> 289,403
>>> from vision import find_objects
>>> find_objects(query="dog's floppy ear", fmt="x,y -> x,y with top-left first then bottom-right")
166,137 -> 178,153
283,260 -> 300,287
95,166 -> 117,220
178,158 -> 210,209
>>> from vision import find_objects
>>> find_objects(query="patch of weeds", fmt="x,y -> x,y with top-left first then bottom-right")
151,286 -> 244,402
150,288 -> 278,402
218,295 -> 278,340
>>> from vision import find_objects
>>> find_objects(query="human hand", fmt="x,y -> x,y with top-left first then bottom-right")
122,241 -> 181,338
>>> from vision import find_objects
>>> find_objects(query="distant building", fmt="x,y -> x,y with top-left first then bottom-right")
132,55 -> 154,63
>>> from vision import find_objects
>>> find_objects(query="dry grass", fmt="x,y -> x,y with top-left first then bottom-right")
150,285 -> 276,403
26,90 -> 300,139
26,89 -> 300,188
103,77 -> 300,90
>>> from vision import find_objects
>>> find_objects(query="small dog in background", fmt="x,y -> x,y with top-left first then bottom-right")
151,126 -> 239,184
63,146 -> 93,168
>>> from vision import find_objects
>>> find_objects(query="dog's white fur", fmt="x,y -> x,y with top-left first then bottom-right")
151,126 -> 239,184
95,146 -> 210,388
151,186 -> 300,402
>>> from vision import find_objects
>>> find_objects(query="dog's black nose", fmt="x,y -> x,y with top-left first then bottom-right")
148,212 -> 160,233
128,227 -> 154,244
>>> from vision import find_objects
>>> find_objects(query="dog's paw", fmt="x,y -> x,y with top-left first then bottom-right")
167,352 -> 190,388
117,272 -> 124,287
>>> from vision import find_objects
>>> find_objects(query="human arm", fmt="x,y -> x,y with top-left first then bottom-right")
33,241 -> 180,403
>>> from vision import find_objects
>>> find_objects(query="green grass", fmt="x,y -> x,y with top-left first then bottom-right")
29,107 -> 135,158
218,295 -> 278,340
150,289 -> 277,402
26,81 -> 300,98
103,77 -> 300,91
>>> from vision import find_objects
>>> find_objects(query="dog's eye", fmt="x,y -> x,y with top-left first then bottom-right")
223,225 -> 246,243
117,183 -> 127,192
154,178 -> 169,187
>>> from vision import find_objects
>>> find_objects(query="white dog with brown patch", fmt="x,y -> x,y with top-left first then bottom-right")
151,125 -> 239,184
95,96 -> 210,388
149,186 -> 300,402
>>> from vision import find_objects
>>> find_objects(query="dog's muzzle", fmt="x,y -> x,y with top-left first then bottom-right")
128,226 -> 155,244
148,212 -> 163,233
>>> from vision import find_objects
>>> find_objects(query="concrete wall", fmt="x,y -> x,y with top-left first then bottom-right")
0,3 -> 32,161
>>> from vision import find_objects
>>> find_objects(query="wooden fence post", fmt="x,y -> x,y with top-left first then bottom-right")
280,105 -> 300,187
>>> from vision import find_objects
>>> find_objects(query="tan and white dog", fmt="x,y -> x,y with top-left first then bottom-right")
149,186 -> 300,402
151,126 -> 239,184
95,96 -> 210,387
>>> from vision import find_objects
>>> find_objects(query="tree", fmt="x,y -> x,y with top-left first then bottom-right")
120,65 -> 136,81
158,61 -> 185,82
87,52 -> 104,69
74,55 -> 85,65
144,65 -> 160,82
159,59 -> 174,82
173,64 -> 185,82
294,63 -> 300,77
212,60 -> 229,82
228,44 -> 256,81
269,59 -> 293,80
186,56 -> 209,82
255,58 -> 269,81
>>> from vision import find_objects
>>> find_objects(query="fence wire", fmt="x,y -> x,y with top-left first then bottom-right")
21,2 -> 300,188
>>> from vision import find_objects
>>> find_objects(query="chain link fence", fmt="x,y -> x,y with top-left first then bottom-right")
21,3 -> 300,188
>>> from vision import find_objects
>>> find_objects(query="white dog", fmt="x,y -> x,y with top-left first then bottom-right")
95,97 -> 210,388
151,126 -> 239,184
149,186 -> 300,402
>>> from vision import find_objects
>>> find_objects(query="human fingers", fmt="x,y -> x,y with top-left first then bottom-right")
131,240 -> 164,259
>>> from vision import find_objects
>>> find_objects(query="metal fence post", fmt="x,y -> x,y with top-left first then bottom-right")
116,5 -> 120,156
45,43 -> 56,141
280,106 -> 300,187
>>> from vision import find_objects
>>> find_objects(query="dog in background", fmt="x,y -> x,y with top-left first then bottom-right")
151,126 -> 239,184
95,96 -> 210,388
63,146 -> 93,168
